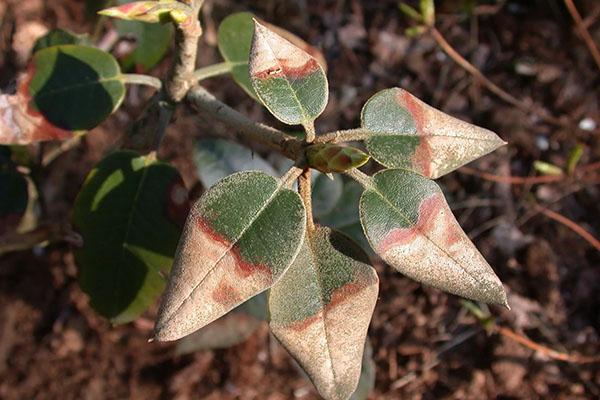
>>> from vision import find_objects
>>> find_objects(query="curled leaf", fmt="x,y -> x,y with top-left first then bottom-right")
249,20 -> 328,125
362,88 -> 505,179
270,226 -> 378,400
306,143 -> 370,173
154,171 -> 306,341
359,169 -> 507,306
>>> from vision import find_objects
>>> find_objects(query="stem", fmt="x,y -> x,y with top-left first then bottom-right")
303,121 -> 316,143
564,0 -> 600,72
191,62 -> 232,83
164,0 -> 204,103
345,168 -> 373,189
122,74 -> 163,90
280,166 -> 303,188
430,27 -> 566,127
299,169 -> 315,232
42,133 -> 86,167
187,86 -> 303,160
0,223 -> 80,255
316,128 -> 372,144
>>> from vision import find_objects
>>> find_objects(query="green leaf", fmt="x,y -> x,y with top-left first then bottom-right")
175,293 -> 266,354
73,151 -> 188,323
249,21 -> 328,126
533,160 -> 563,176
359,169 -> 507,306
306,143 -> 370,173
154,171 -> 306,341
115,0 -> 174,71
193,138 -> 277,188
350,341 -> 376,400
0,147 -> 28,235
398,3 -> 423,22
32,29 -> 91,54
29,45 -> 126,131
566,144 -> 584,175
269,226 -> 379,400
361,88 -> 505,179
420,0 -> 435,26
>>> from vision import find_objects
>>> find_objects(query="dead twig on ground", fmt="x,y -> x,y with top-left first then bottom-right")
564,0 -> 600,72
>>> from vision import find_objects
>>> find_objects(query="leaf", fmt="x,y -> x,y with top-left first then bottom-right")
218,12 -> 327,101
361,88 -> 505,179
73,151 -> 189,323
249,21 -> 328,126
349,341 -> 376,400
175,294 -> 266,354
533,160 -> 563,176
193,138 -> 277,188
115,0 -> 174,71
29,45 -> 126,131
0,147 -> 28,235
306,143 -> 370,173
420,0 -> 435,26
566,144 -> 584,175
154,171 -> 306,341
359,169 -> 507,306
32,29 -> 91,54
99,0 -> 185,23
269,226 -> 379,400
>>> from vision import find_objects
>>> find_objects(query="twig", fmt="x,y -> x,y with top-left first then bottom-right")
298,169 -> 315,232
495,325 -> 600,364
191,61 -> 233,84
41,133 -> 85,167
122,74 -> 163,90
0,223 -> 80,255
429,27 -> 566,127
534,204 -> 600,252
315,128 -> 372,144
186,86 -> 303,160
564,0 -> 600,71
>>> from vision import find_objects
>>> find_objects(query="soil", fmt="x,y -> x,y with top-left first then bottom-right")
1,0 -> 600,399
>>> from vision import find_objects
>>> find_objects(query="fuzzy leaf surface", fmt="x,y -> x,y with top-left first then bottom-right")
269,226 -> 378,400
73,151 -> 188,323
362,88 -> 505,179
29,45 -> 125,131
155,171 -> 306,341
249,21 -> 328,125
193,138 -> 277,188
360,169 -> 507,305
218,12 -> 327,101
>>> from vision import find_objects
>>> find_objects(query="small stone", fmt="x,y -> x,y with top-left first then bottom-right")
578,117 -> 596,131
535,135 -> 550,151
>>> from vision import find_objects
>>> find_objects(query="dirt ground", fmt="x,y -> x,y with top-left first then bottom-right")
1,0 -> 600,399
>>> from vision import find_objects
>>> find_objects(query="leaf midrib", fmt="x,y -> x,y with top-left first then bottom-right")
33,75 -> 122,99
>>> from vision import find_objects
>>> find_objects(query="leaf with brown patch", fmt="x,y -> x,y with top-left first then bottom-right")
269,226 -> 379,400
359,169 -> 507,306
154,171 -> 306,341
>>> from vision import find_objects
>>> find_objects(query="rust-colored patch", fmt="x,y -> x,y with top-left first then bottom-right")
378,192 -> 462,254
196,217 -> 272,279
211,280 -> 242,306
164,178 -> 189,228
397,90 -> 425,134
286,282 -> 366,332
411,137 -> 433,177
252,58 -> 320,81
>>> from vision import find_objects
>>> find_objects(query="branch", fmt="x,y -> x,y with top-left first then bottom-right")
0,223 -> 81,255
298,169 -> 315,232
564,0 -> 600,72
186,86 -> 303,160
315,128 -> 372,144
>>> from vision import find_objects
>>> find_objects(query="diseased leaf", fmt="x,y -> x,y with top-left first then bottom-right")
193,138 -> 277,188
115,0 -> 173,71
73,151 -> 189,323
359,169 -> 507,306
269,226 -> 379,400
218,12 -> 327,100
154,171 -> 306,341
306,143 -> 370,173
362,88 -> 505,179
0,147 -> 28,235
32,29 -> 91,54
249,21 -> 328,126
175,294 -> 266,354
29,45 -> 126,131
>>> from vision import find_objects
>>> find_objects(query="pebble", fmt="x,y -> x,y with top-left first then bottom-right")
578,117 -> 596,131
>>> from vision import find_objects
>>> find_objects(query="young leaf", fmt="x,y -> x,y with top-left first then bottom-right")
359,169 -> 507,306
154,171 -> 306,341
98,1 -> 186,23
193,138 -> 277,188
420,0 -> 435,26
269,226 -> 379,400
361,88 -> 505,179
32,29 -> 91,53
249,21 -> 328,126
306,143 -> 370,173
29,45 -> 126,131
115,12 -> 173,71
73,151 -> 189,323
0,148 -> 28,235
218,12 -> 327,100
